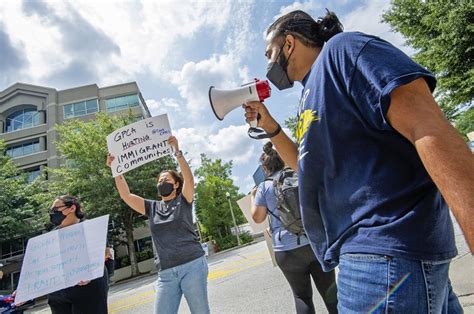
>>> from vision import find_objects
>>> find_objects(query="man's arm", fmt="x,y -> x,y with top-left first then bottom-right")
245,101 -> 299,171
387,78 -> 474,253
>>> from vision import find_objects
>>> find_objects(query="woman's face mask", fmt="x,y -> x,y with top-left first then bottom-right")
49,205 -> 69,226
157,181 -> 175,197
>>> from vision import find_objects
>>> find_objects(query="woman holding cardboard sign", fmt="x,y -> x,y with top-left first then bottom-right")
107,135 -> 209,314
46,196 -> 109,314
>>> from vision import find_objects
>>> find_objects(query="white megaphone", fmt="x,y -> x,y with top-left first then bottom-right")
209,79 -> 271,139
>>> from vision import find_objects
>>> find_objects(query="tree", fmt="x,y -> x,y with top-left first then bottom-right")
383,1 -> 473,135
194,154 -> 246,245
0,140 -> 46,242
42,112 -> 176,276
284,116 -> 297,140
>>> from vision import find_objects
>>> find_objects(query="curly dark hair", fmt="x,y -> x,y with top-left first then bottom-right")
266,9 -> 343,48
260,142 -> 285,175
157,170 -> 184,195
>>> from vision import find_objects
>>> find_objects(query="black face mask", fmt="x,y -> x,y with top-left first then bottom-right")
157,182 -> 175,197
266,45 -> 294,90
50,210 -> 67,226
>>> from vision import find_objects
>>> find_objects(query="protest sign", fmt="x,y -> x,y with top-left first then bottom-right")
236,194 -> 269,233
237,195 -> 276,266
107,114 -> 172,177
14,215 -> 109,304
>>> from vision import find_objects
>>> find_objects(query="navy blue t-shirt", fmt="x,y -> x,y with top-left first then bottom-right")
295,32 -> 457,271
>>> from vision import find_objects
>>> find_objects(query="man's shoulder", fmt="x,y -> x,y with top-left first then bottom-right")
324,32 -> 379,54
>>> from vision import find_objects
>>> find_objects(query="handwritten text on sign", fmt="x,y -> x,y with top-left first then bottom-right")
14,215 -> 109,304
107,114 -> 172,177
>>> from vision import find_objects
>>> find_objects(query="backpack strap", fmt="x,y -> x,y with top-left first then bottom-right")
266,208 -> 281,221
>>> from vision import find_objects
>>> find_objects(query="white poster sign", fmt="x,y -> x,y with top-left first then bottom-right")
236,195 -> 276,266
236,194 -> 269,233
107,114 -> 172,177
14,215 -> 109,304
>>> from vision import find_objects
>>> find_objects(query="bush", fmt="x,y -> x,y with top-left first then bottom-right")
115,255 -> 130,268
136,249 -> 154,262
216,232 -> 253,251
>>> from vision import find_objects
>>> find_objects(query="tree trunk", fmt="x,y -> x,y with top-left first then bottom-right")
124,212 -> 140,277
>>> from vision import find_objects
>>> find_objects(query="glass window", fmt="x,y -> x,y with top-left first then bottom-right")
106,94 -> 140,112
5,139 -> 40,158
63,99 -> 98,119
6,108 -> 41,132
26,167 -> 41,183
134,236 -> 153,253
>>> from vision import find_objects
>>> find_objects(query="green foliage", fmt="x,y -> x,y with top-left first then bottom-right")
284,116 -> 297,140
115,255 -> 130,268
0,140 -> 46,241
38,112 -> 176,275
383,1 -> 474,134
136,249 -> 154,263
216,232 -> 253,251
194,154 -> 246,245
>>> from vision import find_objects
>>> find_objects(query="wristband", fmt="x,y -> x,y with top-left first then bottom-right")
174,150 -> 183,158
266,124 -> 282,138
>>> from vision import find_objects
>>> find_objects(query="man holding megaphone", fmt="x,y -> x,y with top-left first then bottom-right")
242,9 -> 472,313
209,79 -> 275,139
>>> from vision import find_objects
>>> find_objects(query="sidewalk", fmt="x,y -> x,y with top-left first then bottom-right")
450,217 -> 474,311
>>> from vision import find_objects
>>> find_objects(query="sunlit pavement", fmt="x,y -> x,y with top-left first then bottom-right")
26,218 -> 474,313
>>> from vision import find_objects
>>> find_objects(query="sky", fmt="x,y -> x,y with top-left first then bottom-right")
0,0 -> 415,193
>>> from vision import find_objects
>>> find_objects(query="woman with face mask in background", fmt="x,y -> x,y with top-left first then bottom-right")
107,136 -> 209,314
46,196 -> 109,314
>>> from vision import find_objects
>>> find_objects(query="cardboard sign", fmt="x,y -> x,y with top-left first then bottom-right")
107,114 -> 172,177
14,215 -> 109,304
236,195 -> 276,266
236,194 -> 269,233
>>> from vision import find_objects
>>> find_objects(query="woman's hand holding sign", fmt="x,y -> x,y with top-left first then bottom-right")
168,136 -> 180,154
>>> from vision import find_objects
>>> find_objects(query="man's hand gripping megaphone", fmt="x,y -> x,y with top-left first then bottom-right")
209,79 -> 280,140
244,96 -> 282,140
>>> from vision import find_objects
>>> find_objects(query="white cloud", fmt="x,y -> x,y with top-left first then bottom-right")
175,124 -> 257,168
169,53 -> 249,117
0,0 -> 238,89
146,98 -> 183,118
277,1 -> 322,18
174,124 -> 262,193
342,0 -> 416,56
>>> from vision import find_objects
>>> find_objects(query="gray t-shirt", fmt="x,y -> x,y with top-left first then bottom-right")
144,194 -> 204,270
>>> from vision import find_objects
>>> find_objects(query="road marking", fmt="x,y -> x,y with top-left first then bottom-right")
108,249 -> 270,313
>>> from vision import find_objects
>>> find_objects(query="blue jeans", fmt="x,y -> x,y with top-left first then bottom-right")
155,256 -> 210,314
338,253 -> 463,313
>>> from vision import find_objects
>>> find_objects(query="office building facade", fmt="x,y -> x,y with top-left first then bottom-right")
0,81 -> 151,291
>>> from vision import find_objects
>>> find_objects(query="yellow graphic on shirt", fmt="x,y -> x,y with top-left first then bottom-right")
295,109 -> 319,144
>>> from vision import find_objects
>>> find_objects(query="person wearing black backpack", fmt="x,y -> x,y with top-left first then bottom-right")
251,142 -> 337,314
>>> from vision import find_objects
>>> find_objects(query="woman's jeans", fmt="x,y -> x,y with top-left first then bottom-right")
338,253 -> 463,313
155,255 -> 210,314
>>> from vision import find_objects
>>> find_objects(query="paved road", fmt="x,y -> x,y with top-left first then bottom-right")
28,240 -> 329,314
26,218 -> 474,313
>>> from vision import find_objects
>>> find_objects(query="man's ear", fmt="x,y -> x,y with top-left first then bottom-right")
285,34 -> 296,53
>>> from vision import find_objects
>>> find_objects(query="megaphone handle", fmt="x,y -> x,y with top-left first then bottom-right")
248,113 -> 261,128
